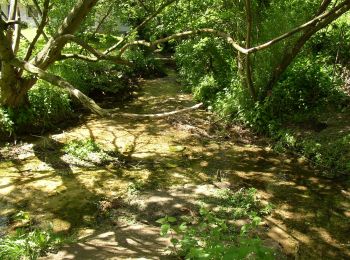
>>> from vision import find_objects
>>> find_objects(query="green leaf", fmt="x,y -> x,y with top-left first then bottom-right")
167,216 -> 177,223
160,224 -> 171,236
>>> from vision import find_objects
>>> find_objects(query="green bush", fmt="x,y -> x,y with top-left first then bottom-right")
0,211 -> 70,260
265,57 -> 346,121
63,139 -> 101,160
309,20 -> 350,65
0,228 -> 66,260
122,47 -> 165,77
52,60 -> 129,96
301,134 -> 350,177
0,83 -> 72,135
175,37 -> 233,93
0,108 -> 15,135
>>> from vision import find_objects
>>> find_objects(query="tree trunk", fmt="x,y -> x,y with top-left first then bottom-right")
0,0 -> 99,108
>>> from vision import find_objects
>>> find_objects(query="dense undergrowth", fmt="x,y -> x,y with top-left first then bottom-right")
174,18 -> 350,178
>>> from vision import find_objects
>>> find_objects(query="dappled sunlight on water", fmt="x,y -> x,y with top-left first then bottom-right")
0,72 -> 349,259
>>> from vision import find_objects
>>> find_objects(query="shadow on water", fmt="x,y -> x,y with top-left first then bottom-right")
0,71 -> 349,259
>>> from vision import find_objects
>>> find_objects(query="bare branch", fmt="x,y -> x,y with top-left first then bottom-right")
58,53 -> 132,66
32,0 -> 43,17
8,0 -> 18,21
4,19 -> 21,26
318,0 -> 333,14
103,37 -> 124,55
134,0 -> 177,33
28,7 -> 49,42
244,0 -> 256,100
1,11 -> 30,44
53,34 -> 132,65
12,8 -> 21,54
118,29 -> 247,56
94,5 -> 113,34
107,103 -> 204,118
24,0 -> 50,61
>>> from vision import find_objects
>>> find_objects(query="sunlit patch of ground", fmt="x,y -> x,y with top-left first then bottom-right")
0,72 -> 349,259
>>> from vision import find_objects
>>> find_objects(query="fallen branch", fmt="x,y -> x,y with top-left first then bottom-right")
10,58 -> 204,119
107,103 -> 204,118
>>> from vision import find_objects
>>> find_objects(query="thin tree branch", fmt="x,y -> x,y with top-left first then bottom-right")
28,6 -> 49,42
24,0 -> 50,61
94,4 -> 113,34
12,7 -> 21,54
103,37 -> 124,55
318,0 -> 333,14
8,0 -> 18,21
32,0 -> 43,17
118,29 -> 247,56
58,53 -> 132,66
244,0 -> 256,101
107,102 -> 204,118
0,11 -> 30,44
134,0 -> 177,33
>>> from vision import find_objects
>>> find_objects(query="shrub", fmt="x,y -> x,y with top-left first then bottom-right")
0,211 -> 70,260
175,37 -> 234,93
63,139 -> 102,160
265,57 -> 346,120
0,108 -> 15,135
0,228 -> 66,260
0,83 -> 72,135
52,60 -> 129,96
301,134 -> 350,177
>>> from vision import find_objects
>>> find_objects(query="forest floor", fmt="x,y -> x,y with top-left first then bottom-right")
0,70 -> 349,259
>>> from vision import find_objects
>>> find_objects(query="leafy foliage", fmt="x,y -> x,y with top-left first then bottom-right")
0,228 -> 66,260
0,211 -> 70,260
157,188 -> 274,259
63,139 -> 102,160
0,83 -> 71,135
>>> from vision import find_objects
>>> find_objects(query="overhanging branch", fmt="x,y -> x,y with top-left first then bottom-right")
117,1 -> 350,56
10,58 -> 203,118
56,34 -> 132,65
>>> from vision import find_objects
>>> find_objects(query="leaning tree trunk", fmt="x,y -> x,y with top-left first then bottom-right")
0,0 -> 99,108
